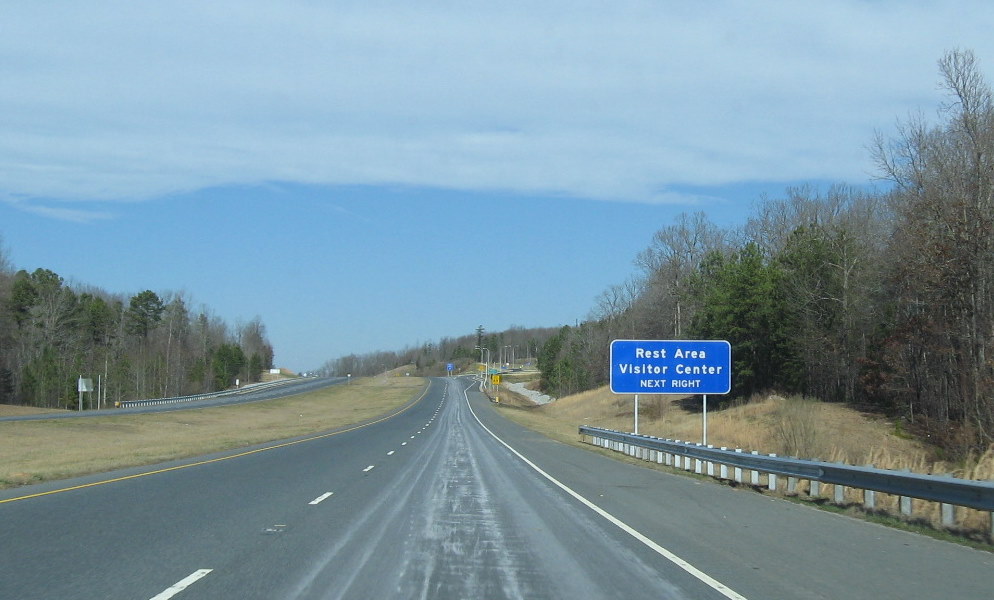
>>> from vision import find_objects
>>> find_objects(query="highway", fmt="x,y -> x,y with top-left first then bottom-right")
1,376 -> 991,599
0,377 -> 347,422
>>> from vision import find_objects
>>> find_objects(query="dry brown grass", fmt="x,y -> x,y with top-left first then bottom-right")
0,376 -> 425,489
0,404 -> 63,417
497,381 -> 994,537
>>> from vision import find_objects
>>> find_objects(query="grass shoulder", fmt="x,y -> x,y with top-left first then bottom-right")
0,376 -> 425,489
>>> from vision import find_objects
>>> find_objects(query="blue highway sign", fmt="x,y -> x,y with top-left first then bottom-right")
610,339 -> 731,395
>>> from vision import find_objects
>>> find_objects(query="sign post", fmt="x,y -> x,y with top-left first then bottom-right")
634,394 -> 639,434
701,394 -> 708,446
610,340 -> 731,443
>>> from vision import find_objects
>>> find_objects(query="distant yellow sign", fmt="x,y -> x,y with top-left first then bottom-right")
491,374 -> 502,385
478,364 -> 486,372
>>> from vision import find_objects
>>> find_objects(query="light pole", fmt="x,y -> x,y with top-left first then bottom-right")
475,346 -> 491,390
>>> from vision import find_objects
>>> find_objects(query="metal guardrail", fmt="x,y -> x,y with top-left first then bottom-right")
579,426 -> 994,516
119,379 -> 296,408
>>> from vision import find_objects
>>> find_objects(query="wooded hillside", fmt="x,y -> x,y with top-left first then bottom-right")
539,50 -> 994,456
0,257 -> 274,408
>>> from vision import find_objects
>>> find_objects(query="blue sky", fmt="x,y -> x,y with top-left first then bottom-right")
3,2 -> 993,370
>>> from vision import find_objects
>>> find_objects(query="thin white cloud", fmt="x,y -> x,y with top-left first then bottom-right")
1,196 -> 115,223
1,2 -> 991,210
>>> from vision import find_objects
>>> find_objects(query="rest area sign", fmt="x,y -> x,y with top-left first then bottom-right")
610,339 -> 731,395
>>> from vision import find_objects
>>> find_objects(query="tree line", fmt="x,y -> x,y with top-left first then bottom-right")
0,258 -> 275,408
539,50 -> 994,455
318,325 -> 558,378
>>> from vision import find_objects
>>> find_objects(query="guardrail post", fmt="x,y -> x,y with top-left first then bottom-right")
695,458 -> 703,474
788,476 -> 797,494
720,448 -> 729,479
864,489 -> 876,510
810,479 -> 820,497
706,446 -> 715,476
751,451 -> 760,485
733,449 -> 743,483
835,484 -> 845,505
941,503 -> 955,527
665,451 -> 672,466
768,454 -> 778,491
900,495 -> 912,516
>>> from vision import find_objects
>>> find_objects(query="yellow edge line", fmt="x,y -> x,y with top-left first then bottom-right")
0,381 -> 432,505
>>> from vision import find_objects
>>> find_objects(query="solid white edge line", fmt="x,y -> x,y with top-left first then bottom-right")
462,382 -> 748,600
309,492 -> 334,505
149,568 -> 213,600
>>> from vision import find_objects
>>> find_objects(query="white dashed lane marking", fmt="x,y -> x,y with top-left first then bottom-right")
309,492 -> 334,505
149,569 -> 212,600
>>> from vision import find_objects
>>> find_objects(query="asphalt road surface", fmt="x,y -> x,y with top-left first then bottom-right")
1,376 -> 991,599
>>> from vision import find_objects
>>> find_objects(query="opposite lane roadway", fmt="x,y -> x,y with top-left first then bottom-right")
0,376 -> 347,422
1,376 -> 991,599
